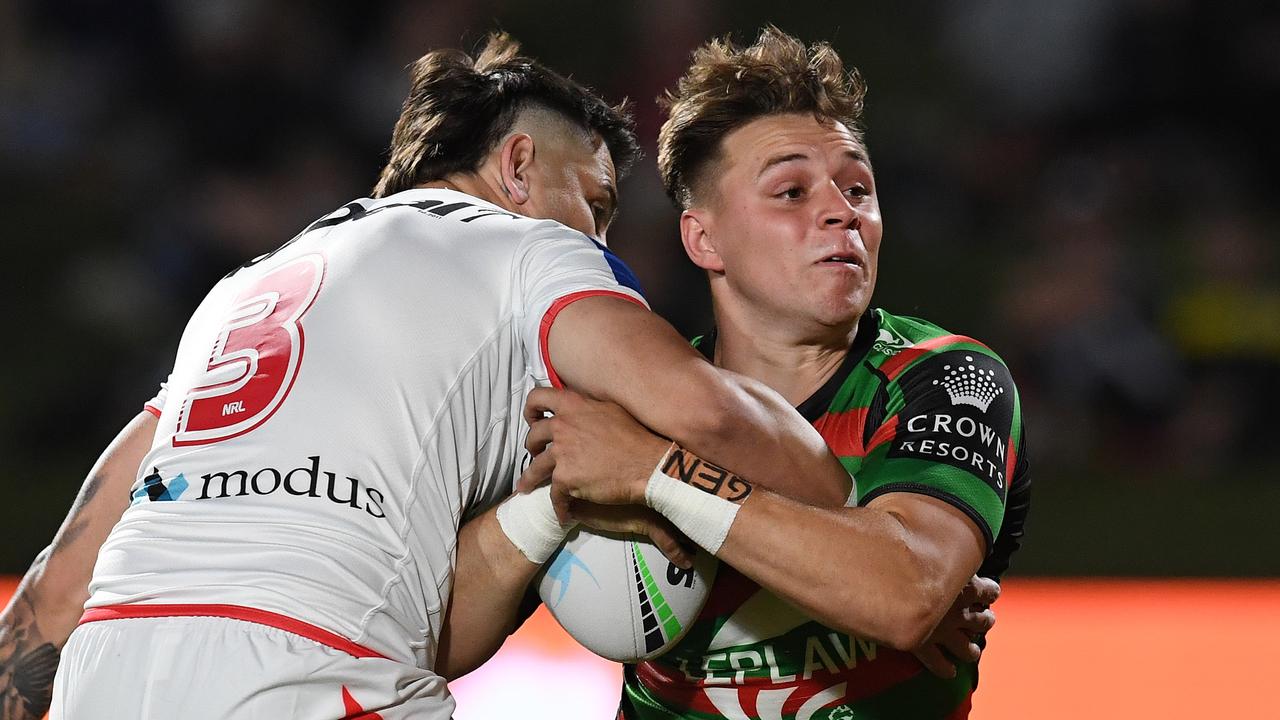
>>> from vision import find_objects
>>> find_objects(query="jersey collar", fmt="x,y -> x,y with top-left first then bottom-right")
695,309 -> 880,422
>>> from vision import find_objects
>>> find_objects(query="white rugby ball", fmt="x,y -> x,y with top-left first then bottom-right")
537,527 -> 717,662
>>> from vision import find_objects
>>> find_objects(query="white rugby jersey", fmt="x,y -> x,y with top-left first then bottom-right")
85,188 -> 647,673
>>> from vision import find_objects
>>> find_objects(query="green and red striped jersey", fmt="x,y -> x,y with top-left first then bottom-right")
620,308 -> 1029,720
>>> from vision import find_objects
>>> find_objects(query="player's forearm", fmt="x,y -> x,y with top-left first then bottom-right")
436,508 -> 542,679
715,492 -> 952,649
0,410 -> 155,719
547,298 -> 849,507
0,551 -> 63,720
713,372 -> 851,507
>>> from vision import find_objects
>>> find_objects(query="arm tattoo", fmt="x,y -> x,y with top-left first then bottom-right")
53,473 -> 106,549
0,596 -> 62,720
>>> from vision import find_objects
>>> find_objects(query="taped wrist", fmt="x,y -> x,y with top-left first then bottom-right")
644,443 -> 753,555
496,485 -> 571,564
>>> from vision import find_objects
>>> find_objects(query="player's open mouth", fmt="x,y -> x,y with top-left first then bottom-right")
818,254 -> 861,266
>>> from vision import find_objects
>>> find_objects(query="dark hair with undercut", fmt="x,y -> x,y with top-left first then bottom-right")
657,26 -> 868,209
373,32 -> 641,198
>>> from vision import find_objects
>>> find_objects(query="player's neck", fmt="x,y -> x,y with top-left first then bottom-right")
418,173 -> 508,210
710,298 -> 858,407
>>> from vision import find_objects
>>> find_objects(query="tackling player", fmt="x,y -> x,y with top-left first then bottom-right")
0,34 -> 853,720
519,28 -> 1032,719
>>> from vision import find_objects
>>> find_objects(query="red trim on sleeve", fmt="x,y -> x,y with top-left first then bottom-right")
812,408 -> 870,457
878,334 -> 991,381
143,404 -> 162,418
79,603 -> 387,659
538,289 -> 646,389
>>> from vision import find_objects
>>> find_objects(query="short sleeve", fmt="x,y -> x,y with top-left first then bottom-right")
514,221 -> 648,387
856,347 -> 1022,550
143,375 -> 172,417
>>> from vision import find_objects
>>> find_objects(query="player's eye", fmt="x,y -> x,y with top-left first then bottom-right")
845,184 -> 870,198
776,186 -> 804,200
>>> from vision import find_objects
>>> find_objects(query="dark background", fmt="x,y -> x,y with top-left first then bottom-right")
3,0 -> 1277,576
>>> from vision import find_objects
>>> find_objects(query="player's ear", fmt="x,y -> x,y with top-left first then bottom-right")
680,209 -> 724,273
499,133 -> 535,205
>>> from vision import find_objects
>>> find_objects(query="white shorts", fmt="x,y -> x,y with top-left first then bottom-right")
51,607 -> 453,719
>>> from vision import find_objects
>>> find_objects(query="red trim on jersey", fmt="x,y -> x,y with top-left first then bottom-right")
865,414 -> 898,452
79,603 -> 386,660
341,686 -> 385,720
538,290 -> 646,389
813,408 -> 870,457
143,403 -> 162,418
877,334 -> 991,381
695,564 -> 761,619
1005,434 -> 1018,486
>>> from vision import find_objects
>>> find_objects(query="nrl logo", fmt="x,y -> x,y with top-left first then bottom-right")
872,328 -> 913,356
933,355 -> 1005,412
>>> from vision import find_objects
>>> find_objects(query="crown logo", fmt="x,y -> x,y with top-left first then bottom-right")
933,356 -> 1004,412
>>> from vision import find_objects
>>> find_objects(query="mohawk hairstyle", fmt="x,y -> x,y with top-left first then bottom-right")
374,32 -> 640,198
657,26 -> 868,209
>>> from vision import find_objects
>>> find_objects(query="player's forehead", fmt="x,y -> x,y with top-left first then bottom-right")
721,113 -> 869,177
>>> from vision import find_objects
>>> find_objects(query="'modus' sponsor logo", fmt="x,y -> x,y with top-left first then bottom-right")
198,455 -> 386,518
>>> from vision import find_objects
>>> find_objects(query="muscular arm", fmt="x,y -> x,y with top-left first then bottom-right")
438,297 -> 851,676
519,393 -> 995,653
546,297 -> 850,507
717,488 -> 986,650
0,411 -> 156,719
435,506 -> 540,680
437,498 -> 689,679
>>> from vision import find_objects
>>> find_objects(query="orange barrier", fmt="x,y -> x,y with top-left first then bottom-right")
4,578 -> 1276,718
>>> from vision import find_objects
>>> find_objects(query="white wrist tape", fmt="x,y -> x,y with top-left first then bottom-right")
496,485 -> 572,564
645,466 -> 741,556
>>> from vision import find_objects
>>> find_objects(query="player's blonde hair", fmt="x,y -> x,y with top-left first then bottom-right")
657,26 -> 868,209
374,33 -> 640,198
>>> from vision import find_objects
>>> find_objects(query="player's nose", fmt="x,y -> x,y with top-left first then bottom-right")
819,182 -> 859,230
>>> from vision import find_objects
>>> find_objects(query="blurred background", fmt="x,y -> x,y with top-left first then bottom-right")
2,0 -> 1278,715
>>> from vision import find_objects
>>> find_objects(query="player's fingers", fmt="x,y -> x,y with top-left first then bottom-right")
970,576 -> 1001,607
946,636 -> 982,664
636,515 -> 692,570
961,607 -> 996,635
517,450 -> 556,493
524,419 -> 554,456
551,484 -> 574,525
912,644 -> 956,679
935,627 -> 981,663
569,504 -> 693,569
524,387 -> 566,425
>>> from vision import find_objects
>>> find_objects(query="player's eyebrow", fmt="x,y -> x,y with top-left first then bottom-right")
757,147 -> 873,180
845,147 -> 872,169
756,152 -> 809,179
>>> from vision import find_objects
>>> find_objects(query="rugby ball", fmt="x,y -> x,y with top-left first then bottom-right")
537,527 -> 717,662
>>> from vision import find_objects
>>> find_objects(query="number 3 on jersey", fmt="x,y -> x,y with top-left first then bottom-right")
174,254 -> 326,446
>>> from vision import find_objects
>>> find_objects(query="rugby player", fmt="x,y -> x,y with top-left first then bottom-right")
0,34 -> 854,720
516,28 -> 1033,718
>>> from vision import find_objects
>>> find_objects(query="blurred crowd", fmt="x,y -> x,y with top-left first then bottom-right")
2,0 -> 1277,572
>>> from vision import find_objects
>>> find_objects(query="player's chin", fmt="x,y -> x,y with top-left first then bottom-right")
811,299 -> 865,329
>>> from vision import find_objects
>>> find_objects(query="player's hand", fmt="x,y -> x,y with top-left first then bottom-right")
567,500 -> 695,569
518,388 -> 670,512
911,575 -> 999,678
